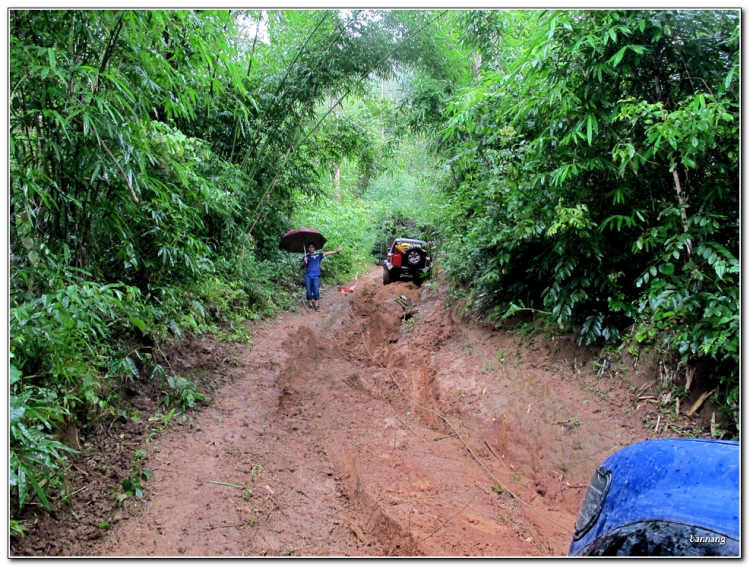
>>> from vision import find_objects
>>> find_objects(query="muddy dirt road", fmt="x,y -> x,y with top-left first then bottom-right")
23,265 -> 681,556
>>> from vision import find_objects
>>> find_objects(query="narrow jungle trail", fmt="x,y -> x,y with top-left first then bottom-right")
94,266 -> 667,556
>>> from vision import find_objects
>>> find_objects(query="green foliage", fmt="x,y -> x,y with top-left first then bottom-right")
166,375 -> 207,410
119,466 -> 154,501
10,364 -> 76,511
293,192 -> 375,282
366,137 -> 445,250
10,520 -> 25,539
398,74 -> 455,135
433,9 -> 738,421
10,278 -> 153,403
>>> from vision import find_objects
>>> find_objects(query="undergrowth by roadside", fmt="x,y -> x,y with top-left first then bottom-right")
9,333 -> 238,553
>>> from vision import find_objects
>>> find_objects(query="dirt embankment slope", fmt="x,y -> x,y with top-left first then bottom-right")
13,265 -> 711,556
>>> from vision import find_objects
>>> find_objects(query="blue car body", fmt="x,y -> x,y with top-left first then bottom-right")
569,438 -> 739,556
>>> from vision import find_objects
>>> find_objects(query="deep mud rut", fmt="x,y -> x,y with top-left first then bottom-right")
29,266 -> 692,556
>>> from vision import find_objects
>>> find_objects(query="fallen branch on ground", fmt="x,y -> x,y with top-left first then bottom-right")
483,440 -> 507,470
434,417 -> 476,441
686,388 -> 717,417
207,480 -> 245,489
408,495 -> 475,553
349,521 -> 370,545
396,416 -> 435,455
207,522 -> 248,530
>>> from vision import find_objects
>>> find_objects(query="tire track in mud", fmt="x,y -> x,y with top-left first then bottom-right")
96,266 -> 658,556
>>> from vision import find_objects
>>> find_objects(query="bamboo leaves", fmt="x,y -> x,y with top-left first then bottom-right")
437,9 -> 739,408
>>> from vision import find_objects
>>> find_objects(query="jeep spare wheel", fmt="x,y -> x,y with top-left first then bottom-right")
404,246 -> 424,267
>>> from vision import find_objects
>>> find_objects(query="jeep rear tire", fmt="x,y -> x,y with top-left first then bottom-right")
383,267 -> 399,285
404,246 -> 425,267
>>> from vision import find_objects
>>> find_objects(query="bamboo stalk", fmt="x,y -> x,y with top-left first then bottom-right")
100,138 -> 138,204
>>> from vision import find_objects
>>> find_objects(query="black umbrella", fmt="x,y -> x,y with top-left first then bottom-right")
279,228 -> 327,255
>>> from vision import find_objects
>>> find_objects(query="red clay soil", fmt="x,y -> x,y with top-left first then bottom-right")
12,266 -> 719,557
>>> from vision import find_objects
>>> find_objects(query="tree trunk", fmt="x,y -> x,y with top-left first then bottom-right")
471,50 -> 482,80
651,52 -> 663,103
671,166 -> 693,262
333,166 -> 341,200
653,49 -> 692,263
328,90 -> 341,200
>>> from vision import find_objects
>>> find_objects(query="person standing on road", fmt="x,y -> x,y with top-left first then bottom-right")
303,242 -> 342,312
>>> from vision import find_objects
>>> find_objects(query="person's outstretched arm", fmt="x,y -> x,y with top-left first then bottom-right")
323,245 -> 342,258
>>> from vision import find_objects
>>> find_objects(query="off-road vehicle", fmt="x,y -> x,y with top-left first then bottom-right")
382,238 -> 432,286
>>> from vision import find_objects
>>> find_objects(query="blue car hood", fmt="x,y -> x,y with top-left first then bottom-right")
582,439 -> 739,544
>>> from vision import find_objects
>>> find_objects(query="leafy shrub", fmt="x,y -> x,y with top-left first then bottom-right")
119,466 -> 154,501
10,276 -> 155,412
10,365 -> 75,511
166,375 -> 207,410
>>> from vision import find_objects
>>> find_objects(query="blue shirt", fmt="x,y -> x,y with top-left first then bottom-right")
305,252 -> 324,277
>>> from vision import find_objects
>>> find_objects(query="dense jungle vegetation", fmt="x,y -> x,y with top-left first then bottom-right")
9,9 -> 739,529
